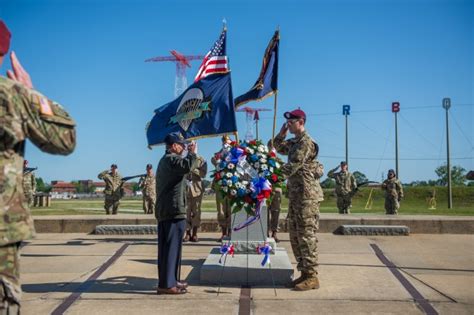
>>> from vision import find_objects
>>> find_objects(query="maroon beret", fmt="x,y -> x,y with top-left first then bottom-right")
284,108 -> 306,120
0,20 -> 11,56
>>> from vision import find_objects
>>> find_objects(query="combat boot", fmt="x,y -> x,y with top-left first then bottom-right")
294,275 -> 320,291
288,272 -> 308,288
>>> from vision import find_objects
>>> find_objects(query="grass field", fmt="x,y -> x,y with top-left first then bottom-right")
30,186 -> 474,216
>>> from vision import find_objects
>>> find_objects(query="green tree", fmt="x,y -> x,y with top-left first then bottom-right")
321,178 -> 336,188
435,164 -> 466,186
35,177 -> 51,192
352,171 -> 368,184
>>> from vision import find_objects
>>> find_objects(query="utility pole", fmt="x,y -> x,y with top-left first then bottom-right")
343,105 -> 350,164
443,98 -> 452,209
392,102 -> 400,176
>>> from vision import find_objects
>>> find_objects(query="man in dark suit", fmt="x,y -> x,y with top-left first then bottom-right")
155,132 -> 197,294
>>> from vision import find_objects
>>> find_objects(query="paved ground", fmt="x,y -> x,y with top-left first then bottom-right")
20,233 -> 474,314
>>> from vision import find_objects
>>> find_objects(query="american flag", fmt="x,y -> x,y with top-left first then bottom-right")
194,29 -> 229,82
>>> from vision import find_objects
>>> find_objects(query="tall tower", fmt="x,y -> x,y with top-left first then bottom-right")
146,50 -> 204,97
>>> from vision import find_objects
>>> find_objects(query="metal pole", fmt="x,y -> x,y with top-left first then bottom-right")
395,112 -> 399,177
345,114 -> 348,164
446,105 -> 452,209
271,92 -> 278,148
256,119 -> 259,140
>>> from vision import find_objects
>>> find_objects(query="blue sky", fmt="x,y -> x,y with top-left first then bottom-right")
1,0 -> 472,183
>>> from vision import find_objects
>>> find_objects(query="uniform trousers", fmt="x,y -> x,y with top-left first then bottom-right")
157,219 -> 186,289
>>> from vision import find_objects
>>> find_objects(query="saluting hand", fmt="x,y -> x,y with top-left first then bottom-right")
188,143 -> 196,154
7,51 -> 33,89
279,122 -> 289,137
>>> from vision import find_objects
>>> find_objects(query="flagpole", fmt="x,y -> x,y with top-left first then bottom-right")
234,131 -> 239,143
271,91 -> 278,148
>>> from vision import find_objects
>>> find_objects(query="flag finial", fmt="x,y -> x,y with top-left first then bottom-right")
222,18 -> 227,30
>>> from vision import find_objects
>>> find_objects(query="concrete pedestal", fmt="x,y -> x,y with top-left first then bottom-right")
200,203 -> 293,286
200,247 -> 293,286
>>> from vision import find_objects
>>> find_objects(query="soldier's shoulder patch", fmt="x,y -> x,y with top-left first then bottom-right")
38,95 -> 53,116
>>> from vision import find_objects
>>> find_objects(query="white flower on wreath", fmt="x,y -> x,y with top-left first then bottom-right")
220,171 -> 225,177
254,162 -> 260,168
257,145 -> 265,153
263,146 -> 269,153
269,167 -> 274,173
227,163 -> 235,170
230,189 -> 237,196
242,180 -> 249,186
275,162 -> 281,168
246,148 -> 255,154
259,158 -> 267,164
227,180 -> 233,187
226,172 -> 233,178
261,164 -> 268,171
222,186 -> 228,192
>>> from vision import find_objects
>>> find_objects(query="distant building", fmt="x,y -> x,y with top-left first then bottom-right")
51,181 -> 76,199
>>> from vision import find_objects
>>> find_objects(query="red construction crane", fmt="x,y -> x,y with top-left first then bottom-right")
145,50 -> 205,97
236,107 -> 272,140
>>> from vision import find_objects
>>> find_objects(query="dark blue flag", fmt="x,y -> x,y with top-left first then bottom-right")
234,30 -> 279,107
146,73 -> 237,146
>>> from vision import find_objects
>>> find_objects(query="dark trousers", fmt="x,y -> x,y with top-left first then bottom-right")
157,219 -> 186,289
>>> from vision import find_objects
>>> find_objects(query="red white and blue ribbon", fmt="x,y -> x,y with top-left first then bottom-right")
219,243 -> 235,264
233,199 -> 266,232
257,243 -> 272,266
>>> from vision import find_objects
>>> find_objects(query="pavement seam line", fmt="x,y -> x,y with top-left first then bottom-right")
239,286 -> 252,315
50,243 -> 129,315
370,244 -> 439,315
399,268 -> 458,303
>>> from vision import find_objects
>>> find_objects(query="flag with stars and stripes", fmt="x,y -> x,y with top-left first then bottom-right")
194,29 -> 229,82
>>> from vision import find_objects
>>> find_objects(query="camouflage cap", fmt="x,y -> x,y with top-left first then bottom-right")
0,20 -> 11,56
340,161 -> 347,166
111,164 -> 118,169
146,164 -> 153,169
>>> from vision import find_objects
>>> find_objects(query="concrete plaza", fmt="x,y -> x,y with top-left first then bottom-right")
21,232 -> 473,314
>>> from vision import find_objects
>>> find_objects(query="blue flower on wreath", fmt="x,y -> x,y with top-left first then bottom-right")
264,170 -> 271,177
237,188 -> 246,197
268,159 -> 276,167
250,154 -> 259,162
231,175 -> 239,184
220,161 -> 227,169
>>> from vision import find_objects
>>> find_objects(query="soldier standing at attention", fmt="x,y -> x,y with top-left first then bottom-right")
184,141 -> 207,242
138,164 -> 156,214
381,169 -> 404,215
328,161 -> 357,214
0,20 -> 76,313
22,160 -> 36,207
273,108 -> 320,291
211,135 -> 232,241
98,164 -> 123,215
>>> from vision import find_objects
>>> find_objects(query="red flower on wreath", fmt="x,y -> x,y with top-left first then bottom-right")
269,151 -> 276,157
271,174 -> 278,183
249,140 -> 257,146
215,172 -> 222,180
244,195 -> 253,204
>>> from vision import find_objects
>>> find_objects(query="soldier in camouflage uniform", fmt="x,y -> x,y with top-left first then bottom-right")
184,141 -> 207,242
381,169 -> 404,215
22,160 -> 36,207
0,20 -> 76,312
328,161 -> 357,214
138,164 -> 156,214
273,108 -> 320,291
98,164 -> 123,215
211,135 -> 232,242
